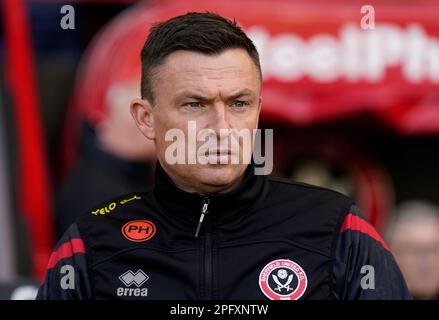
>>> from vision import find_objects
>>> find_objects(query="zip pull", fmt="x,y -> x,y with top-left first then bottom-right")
194,197 -> 210,238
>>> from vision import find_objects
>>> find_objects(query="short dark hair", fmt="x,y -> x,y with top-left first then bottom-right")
140,12 -> 262,102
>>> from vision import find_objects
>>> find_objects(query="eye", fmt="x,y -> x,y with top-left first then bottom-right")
233,100 -> 249,108
184,102 -> 202,109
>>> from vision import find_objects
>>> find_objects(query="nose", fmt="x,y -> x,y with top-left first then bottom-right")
208,103 -> 231,135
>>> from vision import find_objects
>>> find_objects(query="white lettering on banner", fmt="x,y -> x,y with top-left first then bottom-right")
247,23 -> 439,84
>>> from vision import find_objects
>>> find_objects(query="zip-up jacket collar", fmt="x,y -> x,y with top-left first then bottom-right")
152,161 -> 266,225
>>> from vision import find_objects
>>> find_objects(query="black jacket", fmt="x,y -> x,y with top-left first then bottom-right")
55,123 -> 153,240
37,163 -> 411,300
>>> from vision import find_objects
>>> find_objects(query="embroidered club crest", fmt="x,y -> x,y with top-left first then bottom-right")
259,259 -> 307,300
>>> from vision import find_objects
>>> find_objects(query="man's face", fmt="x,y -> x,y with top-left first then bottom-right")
98,81 -> 156,160
391,218 -> 439,299
132,48 -> 262,193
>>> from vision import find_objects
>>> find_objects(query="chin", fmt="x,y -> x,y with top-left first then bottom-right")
196,164 -> 244,188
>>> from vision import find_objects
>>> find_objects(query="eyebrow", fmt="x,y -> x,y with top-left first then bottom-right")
225,89 -> 255,102
176,89 -> 255,103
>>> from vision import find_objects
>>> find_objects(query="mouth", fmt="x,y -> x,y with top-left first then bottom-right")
203,149 -> 233,157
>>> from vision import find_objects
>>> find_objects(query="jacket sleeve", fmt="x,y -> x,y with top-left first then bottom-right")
36,223 -> 93,300
332,204 -> 411,300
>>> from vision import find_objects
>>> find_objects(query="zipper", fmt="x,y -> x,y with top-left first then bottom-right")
195,197 -> 210,238
194,196 -> 214,299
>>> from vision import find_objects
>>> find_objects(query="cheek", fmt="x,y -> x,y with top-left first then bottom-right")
240,118 -> 259,134
154,115 -> 189,148
246,107 -> 261,125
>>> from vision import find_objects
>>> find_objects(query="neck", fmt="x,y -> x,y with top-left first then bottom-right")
152,160 -> 267,223
160,164 -> 247,194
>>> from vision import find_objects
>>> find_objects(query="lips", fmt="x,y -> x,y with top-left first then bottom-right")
203,149 -> 233,156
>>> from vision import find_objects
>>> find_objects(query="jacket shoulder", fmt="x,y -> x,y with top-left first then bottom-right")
75,190 -> 153,225
264,175 -> 355,235
267,175 -> 353,205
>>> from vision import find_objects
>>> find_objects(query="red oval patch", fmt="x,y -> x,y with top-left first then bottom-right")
122,220 -> 156,242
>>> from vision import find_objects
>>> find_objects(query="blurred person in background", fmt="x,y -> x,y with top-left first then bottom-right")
55,93 -> 156,241
388,200 -> 439,300
54,7 -> 157,240
289,160 -> 354,197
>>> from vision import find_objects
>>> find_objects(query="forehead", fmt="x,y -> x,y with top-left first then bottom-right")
156,48 -> 261,94
394,218 -> 439,243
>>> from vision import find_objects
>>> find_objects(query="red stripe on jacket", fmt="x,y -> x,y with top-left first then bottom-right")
47,239 -> 86,269
340,213 -> 390,252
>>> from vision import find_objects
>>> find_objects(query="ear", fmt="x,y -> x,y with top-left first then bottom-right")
257,95 -> 263,113
255,95 -> 263,125
130,98 -> 155,140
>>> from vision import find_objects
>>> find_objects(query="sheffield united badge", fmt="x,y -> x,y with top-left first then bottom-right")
259,259 -> 308,300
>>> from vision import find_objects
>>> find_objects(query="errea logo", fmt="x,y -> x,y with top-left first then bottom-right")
117,270 -> 149,297
119,270 -> 149,287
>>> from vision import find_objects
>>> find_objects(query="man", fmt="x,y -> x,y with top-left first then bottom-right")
37,12 -> 410,300
388,200 -> 439,299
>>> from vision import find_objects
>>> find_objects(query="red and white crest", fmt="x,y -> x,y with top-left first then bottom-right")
259,259 -> 307,300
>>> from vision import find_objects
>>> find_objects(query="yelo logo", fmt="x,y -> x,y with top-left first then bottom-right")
91,202 -> 117,216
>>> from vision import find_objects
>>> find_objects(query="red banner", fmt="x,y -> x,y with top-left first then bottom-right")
71,0 -> 439,136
